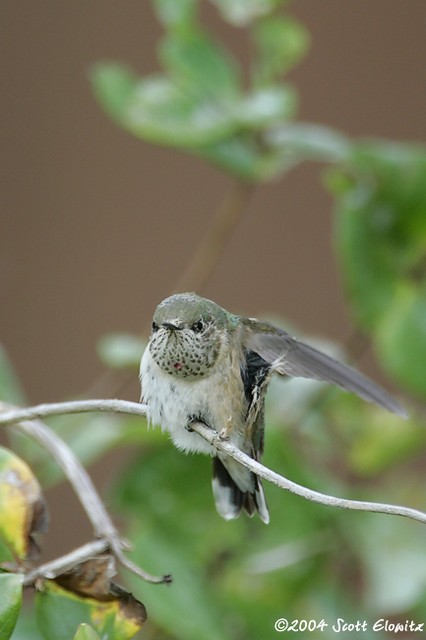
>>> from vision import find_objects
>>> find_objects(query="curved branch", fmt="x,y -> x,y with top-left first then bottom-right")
1,399 -> 425,526
190,422 -> 426,524
0,399 -> 148,425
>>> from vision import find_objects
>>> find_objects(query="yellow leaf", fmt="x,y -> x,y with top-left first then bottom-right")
0,446 -> 48,561
38,580 -> 146,640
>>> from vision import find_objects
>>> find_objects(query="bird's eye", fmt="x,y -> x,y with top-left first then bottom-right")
191,320 -> 204,333
152,321 -> 159,333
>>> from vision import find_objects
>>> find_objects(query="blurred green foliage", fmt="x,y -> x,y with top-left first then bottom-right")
330,142 -> 426,399
2,0 -> 426,639
91,0 -> 310,180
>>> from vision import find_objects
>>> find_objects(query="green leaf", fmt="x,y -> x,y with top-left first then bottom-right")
209,0 -> 288,26
334,186 -> 397,329
198,122 -> 349,182
152,0 -> 197,29
97,70 -> 237,146
36,583 -> 92,640
0,572 -> 23,640
198,133 -> 300,181
332,142 -> 426,330
90,64 -> 138,123
266,122 -> 350,163
36,581 -> 145,640
236,85 -> 297,128
73,625 -> 101,640
252,15 -> 310,83
0,346 -> 26,405
8,607 -> 43,640
159,29 -> 241,99
376,283 -> 426,399
97,334 -> 145,369
92,32 -> 242,152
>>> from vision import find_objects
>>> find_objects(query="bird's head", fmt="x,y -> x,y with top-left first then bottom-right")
149,293 -> 232,378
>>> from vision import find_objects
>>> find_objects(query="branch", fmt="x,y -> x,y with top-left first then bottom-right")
173,180 -> 255,293
0,399 -> 148,425
191,422 -> 426,524
1,399 -> 426,526
23,540 -> 109,587
0,401 -> 169,585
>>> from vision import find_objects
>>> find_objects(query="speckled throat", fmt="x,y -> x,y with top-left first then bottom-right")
149,326 -> 220,378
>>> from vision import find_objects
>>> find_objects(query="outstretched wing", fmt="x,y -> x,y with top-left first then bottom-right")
243,319 -> 407,418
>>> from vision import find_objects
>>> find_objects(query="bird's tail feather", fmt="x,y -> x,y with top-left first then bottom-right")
212,457 -> 269,524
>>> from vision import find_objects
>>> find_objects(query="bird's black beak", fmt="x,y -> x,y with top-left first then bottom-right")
162,321 -> 183,331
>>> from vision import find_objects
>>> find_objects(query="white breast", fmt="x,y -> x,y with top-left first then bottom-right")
140,347 -> 246,455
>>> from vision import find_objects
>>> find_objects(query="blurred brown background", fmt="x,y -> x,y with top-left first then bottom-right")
0,2 -> 425,556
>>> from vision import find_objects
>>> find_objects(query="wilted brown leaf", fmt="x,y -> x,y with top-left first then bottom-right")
53,555 -> 147,629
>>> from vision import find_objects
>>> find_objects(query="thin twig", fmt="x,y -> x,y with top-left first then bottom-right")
23,540 -> 109,587
173,180 -> 255,293
1,399 -> 425,526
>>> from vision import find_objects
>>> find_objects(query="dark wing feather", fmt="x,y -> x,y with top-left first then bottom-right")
243,319 -> 407,418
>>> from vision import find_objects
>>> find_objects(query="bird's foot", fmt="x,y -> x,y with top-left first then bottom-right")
218,417 -> 233,441
186,415 -> 210,433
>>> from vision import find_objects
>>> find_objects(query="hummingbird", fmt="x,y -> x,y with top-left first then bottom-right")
140,293 -> 406,524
